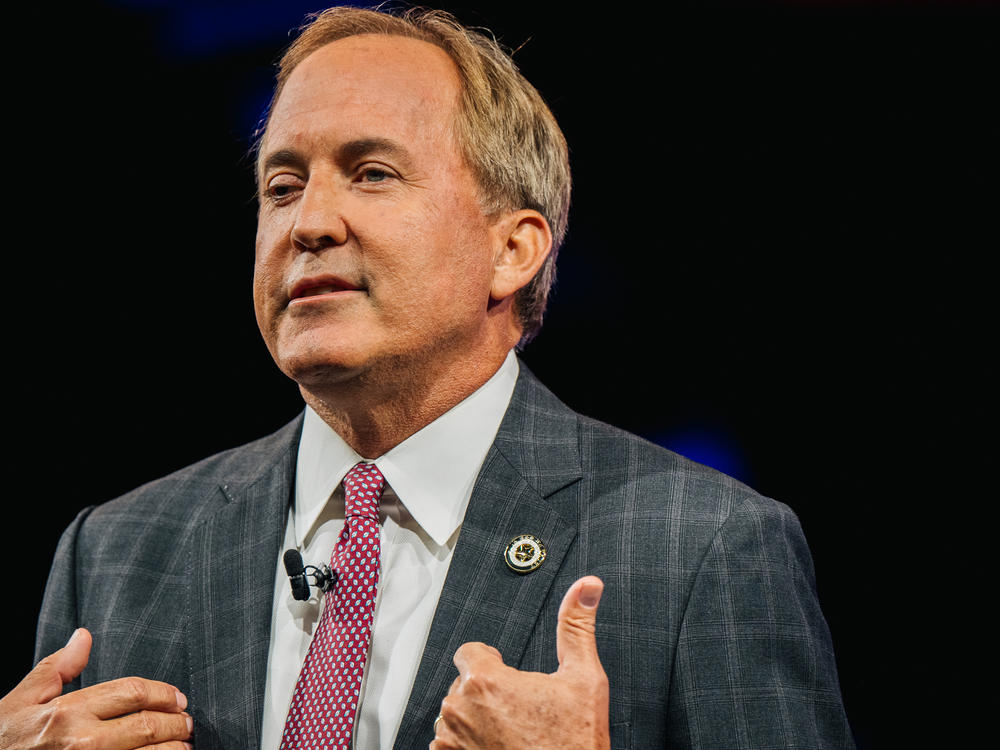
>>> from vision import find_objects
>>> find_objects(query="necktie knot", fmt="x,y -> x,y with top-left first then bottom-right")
343,461 -> 385,522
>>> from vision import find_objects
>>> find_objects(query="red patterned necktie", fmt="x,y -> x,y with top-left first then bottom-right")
280,461 -> 386,749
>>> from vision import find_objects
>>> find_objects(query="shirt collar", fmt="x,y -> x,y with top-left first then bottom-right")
294,350 -> 519,548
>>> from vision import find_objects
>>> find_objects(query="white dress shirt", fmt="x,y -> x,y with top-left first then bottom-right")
260,352 -> 519,750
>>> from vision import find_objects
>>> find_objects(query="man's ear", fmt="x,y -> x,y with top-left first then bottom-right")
490,210 -> 553,302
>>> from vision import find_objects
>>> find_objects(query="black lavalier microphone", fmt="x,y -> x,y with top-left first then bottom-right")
283,549 -> 337,601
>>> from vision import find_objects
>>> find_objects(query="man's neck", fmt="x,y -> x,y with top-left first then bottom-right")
299,349 -> 514,458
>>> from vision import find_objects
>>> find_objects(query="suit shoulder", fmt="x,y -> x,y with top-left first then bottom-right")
574,413 -> 795,527
84,414 -> 303,528
509,365 -> 793,528
568,414 -> 815,608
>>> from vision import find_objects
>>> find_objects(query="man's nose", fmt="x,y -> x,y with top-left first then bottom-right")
290,178 -> 348,251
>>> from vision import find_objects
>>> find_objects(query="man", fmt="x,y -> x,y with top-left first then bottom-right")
0,6 -> 853,749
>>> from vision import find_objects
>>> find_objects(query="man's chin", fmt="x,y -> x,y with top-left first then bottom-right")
272,333 -> 378,384
280,358 -> 364,389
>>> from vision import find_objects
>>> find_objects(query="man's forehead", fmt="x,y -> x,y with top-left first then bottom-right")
259,34 -> 462,157
278,34 -> 459,112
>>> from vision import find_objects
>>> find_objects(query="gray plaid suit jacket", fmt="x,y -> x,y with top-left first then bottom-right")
35,364 -> 853,748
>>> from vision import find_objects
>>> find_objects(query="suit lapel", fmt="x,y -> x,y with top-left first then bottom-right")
393,365 -> 582,748
187,418 -> 301,750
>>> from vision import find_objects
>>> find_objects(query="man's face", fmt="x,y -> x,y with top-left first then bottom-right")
254,35 -> 505,393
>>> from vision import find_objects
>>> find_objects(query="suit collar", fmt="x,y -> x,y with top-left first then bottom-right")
393,362 -> 583,748
187,416 -> 302,750
490,360 -> 583,499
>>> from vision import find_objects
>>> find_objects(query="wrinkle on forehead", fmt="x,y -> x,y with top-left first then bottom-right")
261,34 -> 462,154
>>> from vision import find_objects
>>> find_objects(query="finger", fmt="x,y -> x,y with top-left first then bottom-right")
445,674 -> 461,696
555,575 -> 604,672
104,709 -> 192,750
3,628 -> 93,709
52,627 -> 93,683
432,698 -> 462,750
429,734 -> 459,750
452,641 -> 505,679
429,720 -> 459,750
60,676 -> 188,720
138,743 -> 193,750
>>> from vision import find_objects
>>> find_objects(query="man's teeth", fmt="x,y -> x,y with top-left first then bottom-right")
301,285 -> 338,297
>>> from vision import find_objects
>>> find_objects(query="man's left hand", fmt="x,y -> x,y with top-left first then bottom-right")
431,575 -> 610,750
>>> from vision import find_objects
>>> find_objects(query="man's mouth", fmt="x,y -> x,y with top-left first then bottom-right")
289,276 -> 362,303
298,285 -> 341,298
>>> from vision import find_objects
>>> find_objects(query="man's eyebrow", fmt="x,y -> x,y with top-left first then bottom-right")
337,138 -> 412,167
259,148 -> 304,177
258,138 -> 412,179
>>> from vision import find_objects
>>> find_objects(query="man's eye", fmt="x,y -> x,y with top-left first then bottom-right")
266,179 -> 300,200
360,167 -> 390,183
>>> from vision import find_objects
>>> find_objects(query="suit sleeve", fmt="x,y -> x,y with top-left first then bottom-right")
33,506 -> 95,690
665,498 -> 855,749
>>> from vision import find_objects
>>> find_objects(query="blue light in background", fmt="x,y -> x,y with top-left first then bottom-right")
647,425 -> 753,485
165,2 -> 321,56
99,1 -> 388,141
240,81 -> 276,142
105,1 -> 382,57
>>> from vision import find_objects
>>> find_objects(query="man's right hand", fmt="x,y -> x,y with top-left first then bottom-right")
0,628 -> 192,749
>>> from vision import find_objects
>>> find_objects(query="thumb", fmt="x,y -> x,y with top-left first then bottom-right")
7,628 -> 92,708
48,627 -> 93,684
555,576 -> 604,673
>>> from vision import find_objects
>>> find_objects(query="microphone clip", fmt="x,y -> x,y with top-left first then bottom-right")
306,563 -> 336,593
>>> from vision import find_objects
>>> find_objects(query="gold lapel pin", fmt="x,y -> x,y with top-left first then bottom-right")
504,534 -> 547,573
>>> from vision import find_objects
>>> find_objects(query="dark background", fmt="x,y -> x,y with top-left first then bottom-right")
4,1 -> 995,747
